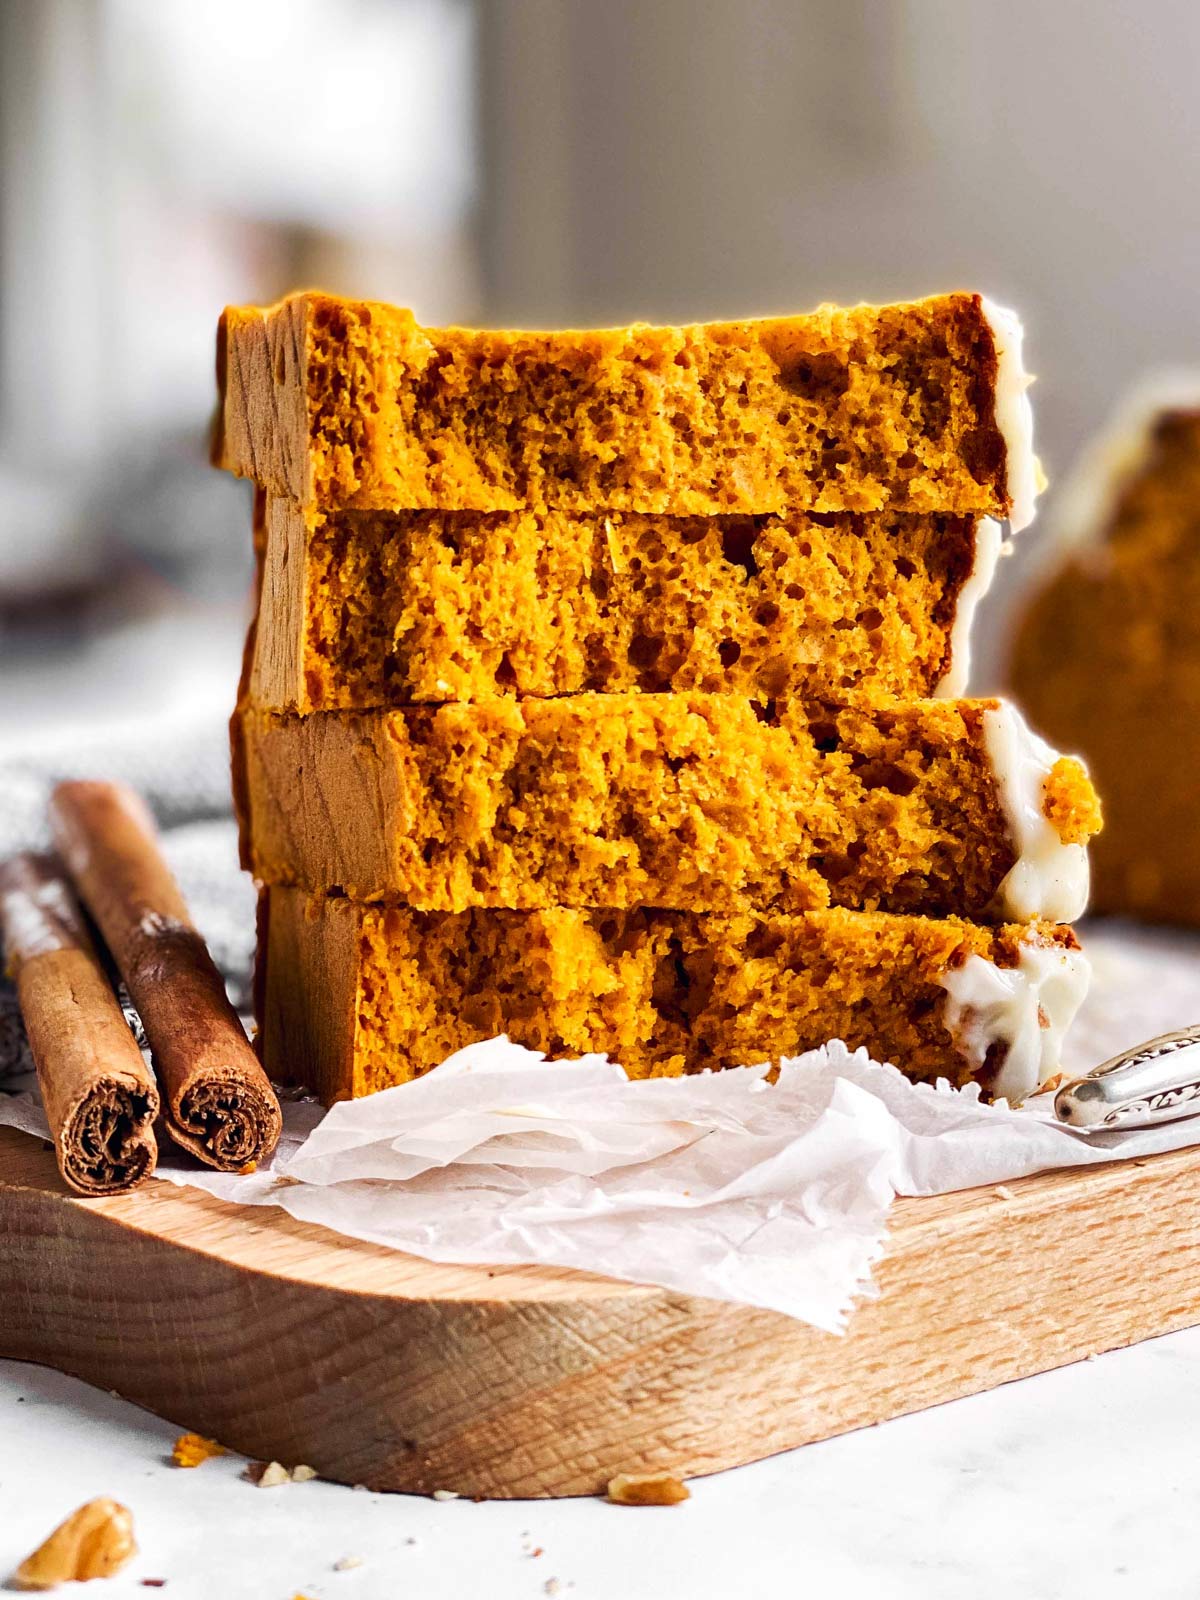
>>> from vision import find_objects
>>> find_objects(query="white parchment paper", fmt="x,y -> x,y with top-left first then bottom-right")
4,922 -> 1200,1332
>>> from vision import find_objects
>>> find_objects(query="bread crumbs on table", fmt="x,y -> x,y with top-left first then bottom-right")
244,1460 -> 318,1486
171,1432 -> 226,1468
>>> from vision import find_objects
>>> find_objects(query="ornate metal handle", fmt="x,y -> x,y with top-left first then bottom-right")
1054,1025 -> 1200,1129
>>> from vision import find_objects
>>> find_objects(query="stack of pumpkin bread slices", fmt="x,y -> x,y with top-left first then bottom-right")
216,291 -> 1100,1105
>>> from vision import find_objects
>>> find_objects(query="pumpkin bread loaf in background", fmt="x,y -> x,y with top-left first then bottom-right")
1011,383 -> 1197,923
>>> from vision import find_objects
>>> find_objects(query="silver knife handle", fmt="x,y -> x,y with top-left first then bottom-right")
1054,1026 -> 1200,1129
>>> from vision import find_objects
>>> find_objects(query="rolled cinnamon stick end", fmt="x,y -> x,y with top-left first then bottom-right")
50,781 -> 282,1172
0,853 -> 159,1196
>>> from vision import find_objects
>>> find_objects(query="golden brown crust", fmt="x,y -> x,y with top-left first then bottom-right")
228,702 -> 252,875
259,886 -> 359,1105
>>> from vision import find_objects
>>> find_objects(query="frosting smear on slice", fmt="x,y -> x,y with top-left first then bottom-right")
934,516 -> 1004,698
984,701 -> 1091,924
981,298 -> 1039,536
939,938 -> 1092,1102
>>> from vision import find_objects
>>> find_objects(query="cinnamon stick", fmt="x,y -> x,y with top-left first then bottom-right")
0,853 -> 159,1195
50,781 -> 282,1171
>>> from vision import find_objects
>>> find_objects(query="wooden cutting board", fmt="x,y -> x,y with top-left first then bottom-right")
3,1123 -> 1199,1499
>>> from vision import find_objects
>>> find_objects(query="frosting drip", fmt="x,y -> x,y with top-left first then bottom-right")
981,298 -> 1039,536
939,939 -> 1092,1102
934,516 -> 1004,698
983,701 -> 1090,923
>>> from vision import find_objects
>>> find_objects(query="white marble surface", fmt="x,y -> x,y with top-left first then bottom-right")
4,1336 -> 1200,1600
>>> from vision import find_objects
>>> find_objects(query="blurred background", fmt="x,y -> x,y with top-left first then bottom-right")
3,0 -> 1199,749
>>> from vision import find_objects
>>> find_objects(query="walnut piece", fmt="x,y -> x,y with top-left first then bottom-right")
171,1432 -> 226,1468
245,1460 -> 317,1487
606,1471 -> 690,1506
13,1497 -> 136,1589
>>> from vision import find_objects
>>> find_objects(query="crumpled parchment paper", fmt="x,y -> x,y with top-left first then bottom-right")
4,923 -> 1200,1332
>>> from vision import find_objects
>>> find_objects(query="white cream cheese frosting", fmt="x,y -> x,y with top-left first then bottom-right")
938,937 -> 1092,1102
983,700 -> 1090,924
980,298 -> 1040,536
934,516 -> 1004,698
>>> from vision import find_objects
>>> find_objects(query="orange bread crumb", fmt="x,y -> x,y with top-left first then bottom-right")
216,291 -> 1014,518
1043,756 -> 1103,847
171,1433 -> 227,1469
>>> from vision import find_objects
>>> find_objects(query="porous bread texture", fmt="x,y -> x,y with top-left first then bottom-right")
236,695 -> 1099,919
252,496 -> 980,710
216,291 -> 1012,518
1012,408 -> 1200,922
258,888 -> 1079,1102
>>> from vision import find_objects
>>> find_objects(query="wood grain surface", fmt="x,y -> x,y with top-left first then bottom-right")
3,1123 -> 1198,1499
215,298 -> 310,503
